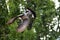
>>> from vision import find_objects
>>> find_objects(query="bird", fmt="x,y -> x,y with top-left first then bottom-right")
6,8 -> 36,32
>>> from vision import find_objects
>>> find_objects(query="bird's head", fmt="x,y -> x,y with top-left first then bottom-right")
24,8 -> 36,19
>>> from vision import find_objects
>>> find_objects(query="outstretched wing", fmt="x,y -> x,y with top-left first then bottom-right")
6,17 -> 18,25
6,14 -> 24,25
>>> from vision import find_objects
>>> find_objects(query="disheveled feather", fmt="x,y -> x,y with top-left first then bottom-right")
17,19 -> 30,32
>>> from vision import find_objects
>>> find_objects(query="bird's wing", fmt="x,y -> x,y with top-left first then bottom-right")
6,14 -> 24,25
6,17 -> 18,25
27,18 -> 34,30
17,19 -> 29,32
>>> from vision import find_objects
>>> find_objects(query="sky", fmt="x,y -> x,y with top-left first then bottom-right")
52,0 -> 60,32
52,0 -> 60,40
52,0 -> 60,9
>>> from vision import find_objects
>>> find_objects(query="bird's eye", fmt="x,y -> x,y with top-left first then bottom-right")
26,11 -> 29,13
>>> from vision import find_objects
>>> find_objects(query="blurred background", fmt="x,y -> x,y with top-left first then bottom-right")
0,0 -> 60,40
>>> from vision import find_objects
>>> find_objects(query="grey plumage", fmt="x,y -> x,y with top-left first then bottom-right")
6,8 -> 36,32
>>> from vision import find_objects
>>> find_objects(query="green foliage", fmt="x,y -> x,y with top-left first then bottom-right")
0,0 -> 60,40
58,0 -> 60,2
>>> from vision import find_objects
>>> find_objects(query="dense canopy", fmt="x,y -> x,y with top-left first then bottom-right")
0,0 -> 60,40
